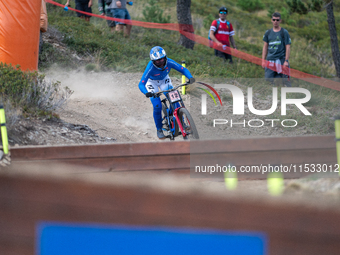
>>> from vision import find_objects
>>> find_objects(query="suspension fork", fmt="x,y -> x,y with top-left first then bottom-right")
174,107 -> 187,137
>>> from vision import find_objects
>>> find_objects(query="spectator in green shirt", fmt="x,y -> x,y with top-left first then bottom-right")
262,12 -> 292,87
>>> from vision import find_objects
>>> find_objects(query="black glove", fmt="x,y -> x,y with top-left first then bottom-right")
189,77 -> 195,84
145,92 -> 154,98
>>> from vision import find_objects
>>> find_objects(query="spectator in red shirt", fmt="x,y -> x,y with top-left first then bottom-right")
209,7 -> 237,64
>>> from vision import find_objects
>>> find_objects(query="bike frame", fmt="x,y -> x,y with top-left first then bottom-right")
159,83 -> 190,139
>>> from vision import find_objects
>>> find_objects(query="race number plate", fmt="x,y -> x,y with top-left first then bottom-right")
169,90 -> 181,103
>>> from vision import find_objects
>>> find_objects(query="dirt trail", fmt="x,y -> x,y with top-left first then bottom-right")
48,68 -> 166,143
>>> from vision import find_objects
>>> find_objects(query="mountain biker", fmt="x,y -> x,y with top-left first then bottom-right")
138,46 -> 195,139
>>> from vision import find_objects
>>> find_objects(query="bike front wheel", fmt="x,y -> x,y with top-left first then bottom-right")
178,108 -> 199,140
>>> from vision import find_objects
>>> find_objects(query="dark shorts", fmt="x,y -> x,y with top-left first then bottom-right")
214,49 -> 233,63
113,8 -> 131,25
265,59 -> 291,87
75,0 -> 92,18
106,8 -> 116,27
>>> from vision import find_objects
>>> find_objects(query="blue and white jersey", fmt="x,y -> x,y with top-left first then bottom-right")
138,58 -> 193,94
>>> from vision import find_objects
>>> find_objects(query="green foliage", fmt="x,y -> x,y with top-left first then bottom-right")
0,63 -> 42,101
0,63 -> 72,115
267,6 -> 276,18
61,21 -> 103,54
310,0 -> 323,12
85,63 -> 100,72
142,0 -> 171,23
237,0 -> 265,12
204,14 -> 215,30
286,0 -> 324,14
286,0 -> 308,14
39,43 -> 74,70
280,7 -> 290,23
192,0 -> 231,16
296,24 -> 329,41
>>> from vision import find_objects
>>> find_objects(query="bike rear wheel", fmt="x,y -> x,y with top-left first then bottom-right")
178,108 -> 199,139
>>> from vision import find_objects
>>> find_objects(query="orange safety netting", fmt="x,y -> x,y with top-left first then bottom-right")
0,0 -> 41,71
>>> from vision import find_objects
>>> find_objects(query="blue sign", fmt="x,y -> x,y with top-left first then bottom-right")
37,222 -> 267,255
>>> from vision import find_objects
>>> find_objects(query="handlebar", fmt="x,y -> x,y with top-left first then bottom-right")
153,82 -> 190,97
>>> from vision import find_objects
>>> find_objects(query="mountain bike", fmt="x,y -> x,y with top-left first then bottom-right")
153,83 -> 199,140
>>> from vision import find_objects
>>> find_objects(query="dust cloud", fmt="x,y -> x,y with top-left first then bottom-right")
44,66 -> 159,143
45,67 -> 128,100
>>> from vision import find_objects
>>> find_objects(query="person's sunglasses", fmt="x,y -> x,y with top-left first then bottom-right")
219,11 -> 227,14
272,18 -> 280,21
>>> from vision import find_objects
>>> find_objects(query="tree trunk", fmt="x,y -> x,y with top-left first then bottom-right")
326,2 -> 340,78
176,0 -> 195,49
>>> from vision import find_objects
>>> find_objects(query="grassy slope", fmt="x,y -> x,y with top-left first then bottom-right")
45,0 -> 340,79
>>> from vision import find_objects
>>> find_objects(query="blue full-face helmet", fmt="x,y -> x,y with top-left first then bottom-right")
150,46 -> 167,70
